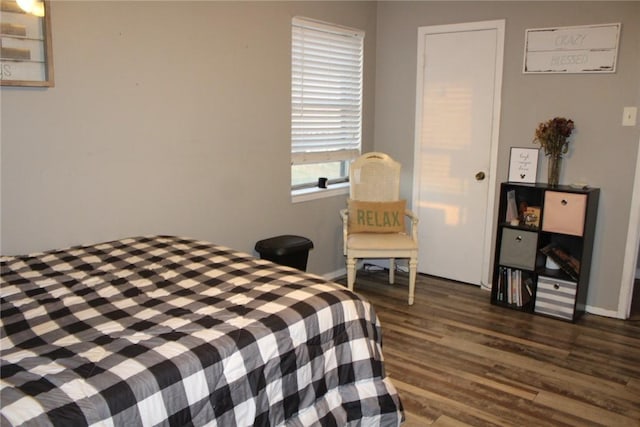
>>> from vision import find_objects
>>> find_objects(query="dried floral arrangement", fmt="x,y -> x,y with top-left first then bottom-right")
533,117 -> 575,157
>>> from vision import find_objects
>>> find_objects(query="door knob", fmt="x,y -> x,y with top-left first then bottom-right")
475,171 -> 486,181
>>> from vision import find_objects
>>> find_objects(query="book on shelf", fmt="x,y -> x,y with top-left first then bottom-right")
496,267 -> 532,308
523,206 -> 540,228
498,267 -> 507,302
522,276 -> 533,306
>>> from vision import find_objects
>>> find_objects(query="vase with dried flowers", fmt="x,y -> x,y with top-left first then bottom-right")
533,117 -> 575,186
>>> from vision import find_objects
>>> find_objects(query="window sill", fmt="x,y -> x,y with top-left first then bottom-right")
291,182 -> 349,203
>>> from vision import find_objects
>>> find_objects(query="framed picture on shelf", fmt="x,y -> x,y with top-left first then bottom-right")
508,147 -> 538,184
0,0 -> 54,87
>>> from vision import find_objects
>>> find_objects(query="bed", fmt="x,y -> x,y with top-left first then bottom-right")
0,235 -> 403,426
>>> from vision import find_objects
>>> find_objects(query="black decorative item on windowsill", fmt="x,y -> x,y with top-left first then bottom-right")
533,117 -> 575,186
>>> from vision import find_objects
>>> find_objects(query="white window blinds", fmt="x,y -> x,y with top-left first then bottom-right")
291,17 -> 364,165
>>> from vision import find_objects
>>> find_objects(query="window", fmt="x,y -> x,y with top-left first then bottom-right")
291,17 -> 364,193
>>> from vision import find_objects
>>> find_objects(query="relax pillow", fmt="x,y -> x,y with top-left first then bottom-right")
348,199 -> 406,233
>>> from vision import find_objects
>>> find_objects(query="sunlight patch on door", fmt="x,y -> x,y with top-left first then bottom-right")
419,201 -> 460,226
421,83 -> 473,150
419,153 -> 464,195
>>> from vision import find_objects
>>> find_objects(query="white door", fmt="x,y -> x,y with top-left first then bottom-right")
413,21 -> 505,286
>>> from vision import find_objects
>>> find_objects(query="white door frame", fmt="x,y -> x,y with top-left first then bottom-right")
412,20 -> 505,290
619,135 -> 640,318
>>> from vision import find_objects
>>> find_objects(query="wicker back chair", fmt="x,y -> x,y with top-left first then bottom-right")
340,152 -> 419,305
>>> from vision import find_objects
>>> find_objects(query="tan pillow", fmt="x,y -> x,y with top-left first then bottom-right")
348,199 -> 406,233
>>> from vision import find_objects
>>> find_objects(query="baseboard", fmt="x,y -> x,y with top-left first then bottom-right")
322,260 -> 367,282
482,284 -> 622,318
586,305 -> 622,319
322,268 -> 346,281
324,268 -> 628,320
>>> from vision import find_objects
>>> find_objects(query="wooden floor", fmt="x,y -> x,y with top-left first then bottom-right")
336,270 -> 640,427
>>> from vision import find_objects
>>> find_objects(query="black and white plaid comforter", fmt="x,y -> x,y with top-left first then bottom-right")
1,236 -> 403,426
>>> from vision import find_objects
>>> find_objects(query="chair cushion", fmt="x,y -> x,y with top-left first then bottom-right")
347,233 -> 418,250
348,199 -> 406,233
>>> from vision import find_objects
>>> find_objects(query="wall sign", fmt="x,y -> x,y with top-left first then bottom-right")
508,148 -> 538,184
0,0 -> 54,87
523,23 -> 620,74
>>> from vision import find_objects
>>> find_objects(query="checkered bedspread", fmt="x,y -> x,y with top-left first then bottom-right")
1,236 -> 403,426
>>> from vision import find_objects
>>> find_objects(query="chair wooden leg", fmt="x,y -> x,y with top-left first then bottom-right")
389,258 -> 395,284
408,257 -> 417,305
347,257 -> 357,291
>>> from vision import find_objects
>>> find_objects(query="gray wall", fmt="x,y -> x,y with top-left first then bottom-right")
2,1 -> 639,315
0,1 -> 378,276
374,1 -> 640,313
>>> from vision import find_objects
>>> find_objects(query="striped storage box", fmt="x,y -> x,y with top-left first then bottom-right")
534,275 -> 577,320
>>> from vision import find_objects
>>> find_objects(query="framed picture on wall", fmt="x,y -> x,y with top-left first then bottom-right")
0,0 -> 54,87
508,147 -> 538,184
523,23 -> 620,74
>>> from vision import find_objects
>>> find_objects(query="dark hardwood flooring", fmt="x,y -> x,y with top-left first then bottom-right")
335,270 -> 640,426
